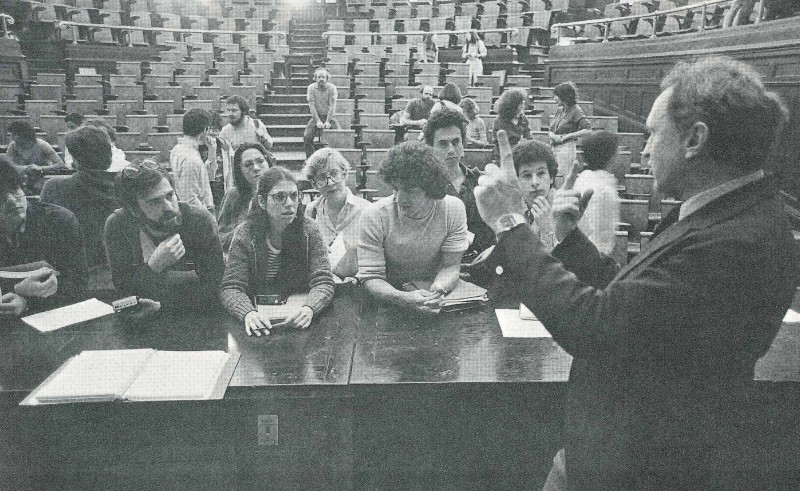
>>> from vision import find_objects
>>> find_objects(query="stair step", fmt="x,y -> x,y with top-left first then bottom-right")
261,114 -> 310,125
261,103 -> 310,114
263,124 -> 307,137
272,150 -> 307,171
262,94 -> 307,104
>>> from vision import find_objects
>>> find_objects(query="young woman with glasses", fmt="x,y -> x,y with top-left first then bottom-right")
219,167 -> 335,337
217,143 -> 274,251
302,148 -> 370,279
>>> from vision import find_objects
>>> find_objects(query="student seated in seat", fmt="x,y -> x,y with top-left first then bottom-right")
7,121 -> 65,194
41,126 -> 119,269
513,140 -> 559,252
104,161 -> 224,313
303,148 -> 371,279
220,95 -> 274,152
357,142 -> 468,314
219,167 -> 335,337
399,85 -> 435,130
218,143 -> 274,252
459,97 -> 489,148
0,158 -> 87,318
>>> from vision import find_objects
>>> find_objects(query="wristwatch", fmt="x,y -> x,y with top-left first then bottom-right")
494,213 -> 527,236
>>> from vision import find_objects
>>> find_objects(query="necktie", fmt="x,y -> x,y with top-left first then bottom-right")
652,205 -> 681,238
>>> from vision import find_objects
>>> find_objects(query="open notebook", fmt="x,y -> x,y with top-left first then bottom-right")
405,279 -> 489,313
21,349 -> 240,405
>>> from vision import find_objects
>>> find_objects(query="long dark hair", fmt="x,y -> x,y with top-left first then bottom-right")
248,166 -> 305,240
232,143 -> 274,210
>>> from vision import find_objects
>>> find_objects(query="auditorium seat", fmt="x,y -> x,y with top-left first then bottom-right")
619,198 -> 650,237
359,113 -> 390,130
360,128 -> 395,148
106,100 -> 142,124
153,86 -> 185,112
38,115 -> 65,144
143,100 -> 176,124
321,129 -> 357,149
24,100 -> 61,128
613,230 -> 629,265
146,132 -> 181,160
115,131 -> 144,152
463,148 -> 494,170
110,85 -> 145,104
124,114 -> 159,136
624,174 -> 655,197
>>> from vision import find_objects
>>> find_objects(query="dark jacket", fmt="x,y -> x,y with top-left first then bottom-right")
486,177 -> 798,489
219,213 -> 334,322
103,202 -> 225,311
0,201 -> 88,312
40,170 -> 118,267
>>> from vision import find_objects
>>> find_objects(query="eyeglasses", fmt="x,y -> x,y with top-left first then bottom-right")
313,169 -> 344,186
122,160 -> 160,178
267,191 -> 299,205
242,157 -> 268,172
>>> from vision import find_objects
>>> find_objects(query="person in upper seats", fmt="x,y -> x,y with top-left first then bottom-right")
513,140 -> 559,252
303,148 -> 371,279
104,161 -> 224,312
399,85 -> 435,130
200,111 -> 234,209
572,130 -> 621,256
7,120 -> 65,193
424,109 -> 495,262
549,81 -> 594,176
83,119 -> 130,173
218,143 -> 274,252
473,55 -> 797,490
492,88 -> 532,162
62,112 -> 84,169
420,33 -> 438,63
0,158 -> 87,318
304,67 -> 340,158
462,30 -> 487,86
219,95 -> 274,152
219,167 -> 335,337
459,98 -> 489,148
723,0 -> 758,27
358,142 -> 468,315
170,108 -> 216,215
40,125 -> 119,269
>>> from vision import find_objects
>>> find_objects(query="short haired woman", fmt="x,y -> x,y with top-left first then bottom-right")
217,143 -> 273,251
549,81 -> 593,176
459,98 -> 489,147
492,89 -> 532,161
357,142 -> 468,314
512,140 -> 559,251
303,148 -> 370,279
220,167 -> 335,336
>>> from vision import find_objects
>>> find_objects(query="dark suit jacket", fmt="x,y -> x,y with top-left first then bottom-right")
488,177 -> 798,489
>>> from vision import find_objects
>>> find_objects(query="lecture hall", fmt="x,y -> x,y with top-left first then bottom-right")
0,0 -> 799,488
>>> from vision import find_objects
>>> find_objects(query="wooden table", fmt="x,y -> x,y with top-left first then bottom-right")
1,288 -> 798,489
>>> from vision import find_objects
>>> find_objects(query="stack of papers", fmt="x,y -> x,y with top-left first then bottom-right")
407,279 -> 489,313
22,349 -> 239,405
256,293 -> 309,323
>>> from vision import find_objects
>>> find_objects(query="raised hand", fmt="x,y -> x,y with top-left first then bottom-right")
147,234 -> 185,273
474,130 -> 528,233
552,160 -> 594,242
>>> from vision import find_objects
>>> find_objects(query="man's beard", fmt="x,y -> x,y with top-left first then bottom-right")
231,114 -> 244,126
139,209 -> 183,242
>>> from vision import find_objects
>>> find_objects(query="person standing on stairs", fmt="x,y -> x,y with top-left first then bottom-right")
304,67 -> 340,158
219,95 -> 274,153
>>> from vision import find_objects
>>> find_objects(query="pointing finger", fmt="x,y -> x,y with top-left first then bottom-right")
496,130 -> 515,178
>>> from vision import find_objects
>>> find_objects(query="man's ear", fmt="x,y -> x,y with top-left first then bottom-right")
684,121 -> 709,160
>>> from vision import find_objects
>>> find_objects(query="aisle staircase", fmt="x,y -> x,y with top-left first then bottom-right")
258,21 -> 327,171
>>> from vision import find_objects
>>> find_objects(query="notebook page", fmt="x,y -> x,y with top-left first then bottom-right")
495,309 -> 552,338
22,298 -> 115,333
123,351 -> 230,402
35,349 -> 155,403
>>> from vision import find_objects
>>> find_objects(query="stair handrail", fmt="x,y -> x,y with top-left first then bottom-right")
321,26 -> 520,38
53,20 -> 288,47
550,0 -> 760,43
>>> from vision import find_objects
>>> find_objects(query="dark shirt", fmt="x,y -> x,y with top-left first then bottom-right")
549,104 -> 591,136
0,201 -> 88,312
103,202 -> 225,312
445,162 -> 495,257
404,98 -> 435,123
40,170 -> 118,268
